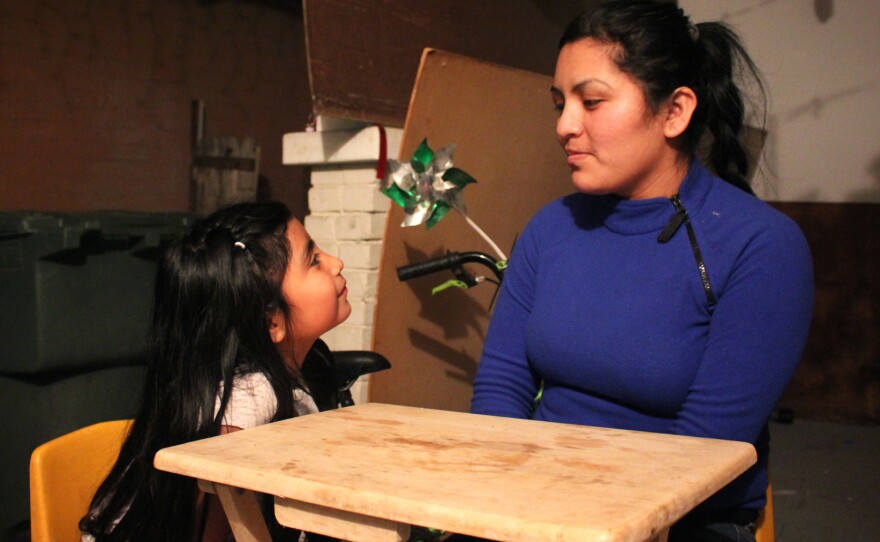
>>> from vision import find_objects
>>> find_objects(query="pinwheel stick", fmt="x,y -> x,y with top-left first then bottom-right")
460,211 -> 507,261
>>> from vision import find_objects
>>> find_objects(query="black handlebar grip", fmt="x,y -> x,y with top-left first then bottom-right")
396,252 -> 463,281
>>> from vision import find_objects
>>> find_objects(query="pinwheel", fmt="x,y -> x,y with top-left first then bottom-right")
379,137 -> 507,260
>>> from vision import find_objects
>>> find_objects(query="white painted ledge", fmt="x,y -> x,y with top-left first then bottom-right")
283,124 -> 403,166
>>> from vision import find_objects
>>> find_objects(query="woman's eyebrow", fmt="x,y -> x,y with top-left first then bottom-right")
550,78 -> 612,96
573,78 -> 611,92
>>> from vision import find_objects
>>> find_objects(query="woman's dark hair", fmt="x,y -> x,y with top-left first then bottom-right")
81,201 -> 300,541
560,0 -> 766,194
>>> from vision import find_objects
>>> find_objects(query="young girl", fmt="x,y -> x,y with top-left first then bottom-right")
80,201 -> 350,541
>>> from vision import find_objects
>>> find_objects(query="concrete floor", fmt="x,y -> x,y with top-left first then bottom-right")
769,418 -> 880,541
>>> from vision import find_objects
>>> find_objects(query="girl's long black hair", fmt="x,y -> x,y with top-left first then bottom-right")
81,201 -> 300,541
560,0 -> 766,194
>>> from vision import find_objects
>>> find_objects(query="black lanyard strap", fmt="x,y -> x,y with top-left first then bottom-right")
657,195 -> 716,306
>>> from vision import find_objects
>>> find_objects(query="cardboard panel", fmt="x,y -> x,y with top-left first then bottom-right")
370,49 -> 573,411
302,0 -> 596,127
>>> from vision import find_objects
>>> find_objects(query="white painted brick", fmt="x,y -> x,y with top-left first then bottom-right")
346,299 -> 375,327
308,186 -> 343,212
310,165 -> 381,186
338,242 -> 383,269
303,215 -> 335,242
343,269 -> 378,299
317,240 -> 341,257
334,213 -> 386,241
310,167 -> 349,186
282,125 -> 402,166
321,324 -> 372,350
310,165 -> 388,186
343,185 -> 391,213
342,166 -> 382,185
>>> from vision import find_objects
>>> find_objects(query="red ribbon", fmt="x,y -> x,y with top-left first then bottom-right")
375,123 -> 387,182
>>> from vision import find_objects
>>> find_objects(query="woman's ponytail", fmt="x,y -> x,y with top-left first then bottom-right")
691,22 -> 765,194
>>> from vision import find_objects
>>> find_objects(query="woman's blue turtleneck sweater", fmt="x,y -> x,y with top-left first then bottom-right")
471,161 -> 814,512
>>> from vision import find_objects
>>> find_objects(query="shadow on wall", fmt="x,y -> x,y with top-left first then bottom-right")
857,153 -> 880,201
815,0 -> 834,23
402,243 -> 490,343
407,328 -> 479,387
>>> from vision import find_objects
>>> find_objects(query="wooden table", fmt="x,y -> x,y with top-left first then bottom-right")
154,403 -> 756,542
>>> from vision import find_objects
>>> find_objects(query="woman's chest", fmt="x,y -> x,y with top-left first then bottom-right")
525,233 -> 714,406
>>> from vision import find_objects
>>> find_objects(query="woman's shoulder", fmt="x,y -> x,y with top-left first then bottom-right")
707,179 -> 807,241
507,193 -> 584,257
523,192 -> 592,234
699,177 -> 811,271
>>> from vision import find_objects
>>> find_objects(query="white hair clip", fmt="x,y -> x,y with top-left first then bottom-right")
234,241 -> 247,250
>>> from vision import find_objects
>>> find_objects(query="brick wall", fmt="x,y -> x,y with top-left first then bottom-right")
307,165 -> 386,349
284,121 -> 402,402
0,0 -> 312,216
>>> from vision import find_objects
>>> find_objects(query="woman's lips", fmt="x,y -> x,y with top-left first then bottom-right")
566,151 -> 588,167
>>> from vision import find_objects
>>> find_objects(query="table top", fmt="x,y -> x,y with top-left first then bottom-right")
154,403 -> 756,542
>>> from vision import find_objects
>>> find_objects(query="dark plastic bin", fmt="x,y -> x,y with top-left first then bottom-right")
0,211 -> 196,374
0,210 -> 196,538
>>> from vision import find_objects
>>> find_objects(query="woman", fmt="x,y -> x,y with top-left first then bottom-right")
81,202 -> 350,541
471,2 -> 814,540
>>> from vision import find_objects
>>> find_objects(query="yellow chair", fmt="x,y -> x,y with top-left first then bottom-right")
754,481 -> 775,542
30,419 -> 132,542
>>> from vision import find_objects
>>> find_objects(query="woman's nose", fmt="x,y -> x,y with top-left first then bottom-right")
556,105 -> 582,142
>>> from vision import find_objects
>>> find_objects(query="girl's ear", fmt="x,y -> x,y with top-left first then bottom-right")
266,310 -> 287,344
663,86 -> 698,139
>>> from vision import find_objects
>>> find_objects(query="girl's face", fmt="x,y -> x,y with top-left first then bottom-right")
277,219 -> 350,365
552,38 -> 676,200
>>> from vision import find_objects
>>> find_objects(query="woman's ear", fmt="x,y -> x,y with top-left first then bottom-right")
266,310 -> 287,344
663,86 -> 698,139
